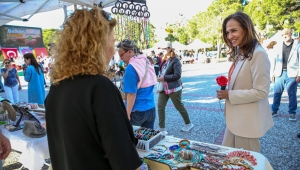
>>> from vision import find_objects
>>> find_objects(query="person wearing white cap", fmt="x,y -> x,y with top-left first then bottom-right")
157,41 -> 194,132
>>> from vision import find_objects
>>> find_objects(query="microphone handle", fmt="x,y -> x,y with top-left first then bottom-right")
220,86 -> 226,90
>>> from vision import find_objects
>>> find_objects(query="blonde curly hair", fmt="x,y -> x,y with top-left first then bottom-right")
50,7 -> 116,84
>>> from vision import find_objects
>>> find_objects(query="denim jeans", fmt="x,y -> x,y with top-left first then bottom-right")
130,107 -> 156,129
272,71 -> 298,114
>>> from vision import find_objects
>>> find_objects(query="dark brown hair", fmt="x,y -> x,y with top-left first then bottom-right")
23,53 -> 44,75
222,12 -> 259,62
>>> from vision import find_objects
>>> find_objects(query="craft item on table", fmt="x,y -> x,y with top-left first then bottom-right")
226,151 -> 257,166
145,153 -> 162,160
174,150 -> 203,164
179,149 -> 194,160
206,151 -> 227,158
160,153 -> 174,160
191,162 -> 221,170
169,145 -> 181,154
201,156 -> 223,169
135,127 -> 165,152
223,158 -> 254,170
179,139 -> 190,148
134,127 -> 160,141
192,142 -> 225,152
151,145 -> 168,153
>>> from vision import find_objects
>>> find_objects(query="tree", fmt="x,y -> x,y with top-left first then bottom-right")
165,34 -> 178,42
42,29 -> 59,47
245,0 -> 300,31
173,27 -> 189,45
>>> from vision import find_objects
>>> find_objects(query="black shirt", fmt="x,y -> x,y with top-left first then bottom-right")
282,40 -> 294,70
45,75 -> 142,170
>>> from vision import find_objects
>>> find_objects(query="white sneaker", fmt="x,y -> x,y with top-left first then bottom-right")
157,128 -> 168,135
181,123 -> 194,132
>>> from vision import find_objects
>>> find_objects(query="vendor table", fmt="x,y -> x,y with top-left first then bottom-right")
137,136 -> 273,170
1,114 -> 49,170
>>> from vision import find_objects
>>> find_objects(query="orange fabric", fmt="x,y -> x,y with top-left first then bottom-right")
228,62 -> 236,83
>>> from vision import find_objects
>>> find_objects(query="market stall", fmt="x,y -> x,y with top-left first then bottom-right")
135,127 -> 273,170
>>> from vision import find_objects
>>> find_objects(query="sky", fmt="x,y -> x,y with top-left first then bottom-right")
7,0 -> 213,30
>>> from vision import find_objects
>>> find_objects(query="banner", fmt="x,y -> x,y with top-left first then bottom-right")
34,48 -> 48,59
19,47 -> 33,55
1,48 -> 18,60
0,25 -> 44,48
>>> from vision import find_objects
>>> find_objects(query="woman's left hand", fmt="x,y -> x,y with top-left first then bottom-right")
18,85 -> 22,91
157,77 -> 164,82
216,90 -> 229,100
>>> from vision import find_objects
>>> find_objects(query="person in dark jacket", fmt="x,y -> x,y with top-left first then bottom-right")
45,8 -> 142,170
157,41 -> 194,133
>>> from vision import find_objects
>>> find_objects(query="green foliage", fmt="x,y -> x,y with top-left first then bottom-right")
165,34 -> 178,42
245,0 -> 300,31
42,29 -> 58,47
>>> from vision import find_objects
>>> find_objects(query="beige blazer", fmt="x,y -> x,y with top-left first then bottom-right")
225,45 -> 274,138
272,40 -> 300,78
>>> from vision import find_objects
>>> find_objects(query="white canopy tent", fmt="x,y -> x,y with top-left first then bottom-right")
172,41 -> 187,50
262,31 -> 282,49
186,39 -> 213,49
0,0 -> 146,26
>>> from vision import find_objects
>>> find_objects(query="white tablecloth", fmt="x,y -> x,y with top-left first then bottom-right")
137,136 -> 273,170
1,114 -> 49,170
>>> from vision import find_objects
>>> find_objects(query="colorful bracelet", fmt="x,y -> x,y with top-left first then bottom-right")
179,139 -> 190,148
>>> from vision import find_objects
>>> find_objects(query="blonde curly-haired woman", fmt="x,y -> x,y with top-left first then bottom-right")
45,8 -> 142,170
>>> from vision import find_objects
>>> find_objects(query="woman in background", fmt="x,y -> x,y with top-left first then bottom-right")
1,59 -> 21,104
24,53 -> 45,107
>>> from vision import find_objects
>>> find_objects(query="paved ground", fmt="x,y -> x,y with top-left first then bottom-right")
1,61 -> 300,170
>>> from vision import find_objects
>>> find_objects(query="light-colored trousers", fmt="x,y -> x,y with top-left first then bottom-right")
4,84 -> 19,104
222,127 -> 261,152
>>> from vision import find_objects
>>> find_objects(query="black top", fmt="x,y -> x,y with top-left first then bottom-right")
160,57 -> 182,89
282,40 -> 294,70
45,75 -> 142,170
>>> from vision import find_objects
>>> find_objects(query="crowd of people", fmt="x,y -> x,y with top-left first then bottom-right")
0,6 -> 299,170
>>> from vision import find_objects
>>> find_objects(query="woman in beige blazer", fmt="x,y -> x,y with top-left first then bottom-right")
216,12 -> 274,152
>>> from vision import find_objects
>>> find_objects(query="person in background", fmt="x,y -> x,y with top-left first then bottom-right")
1,59 -> 21,104
0,132 -> 11,170
0,65 -> 4,92
47,43 -> 56,81
151,50 -> 161,77
157,41 -> 194,133
271,28 -> 300,121
217,12 -> 273,152
36,57 -> 49,88
45,7 -> 142,170
24,53 -> 45,108
117,39 -> 157,129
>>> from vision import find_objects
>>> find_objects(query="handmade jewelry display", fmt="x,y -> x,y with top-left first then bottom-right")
134,127 -> 165,152
134,127 -> 160,141
111,0 -> 151,49
142,137 -> 259,170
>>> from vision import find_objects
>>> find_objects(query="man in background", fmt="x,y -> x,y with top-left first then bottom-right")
271,28 -> 300,121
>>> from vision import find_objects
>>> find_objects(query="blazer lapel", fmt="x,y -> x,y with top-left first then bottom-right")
287,42 -> 298,63
228,60 -> 246,90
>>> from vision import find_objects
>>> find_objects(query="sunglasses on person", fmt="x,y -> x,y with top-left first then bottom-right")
119,50 -> 128,58
4,62 -> 10,65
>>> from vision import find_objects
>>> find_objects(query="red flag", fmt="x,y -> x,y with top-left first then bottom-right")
34,48 -> 48,59
1,48 -> 18,59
